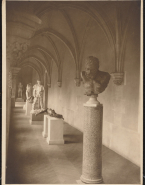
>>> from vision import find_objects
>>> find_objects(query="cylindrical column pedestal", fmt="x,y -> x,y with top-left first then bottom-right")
80,101 -> 103,184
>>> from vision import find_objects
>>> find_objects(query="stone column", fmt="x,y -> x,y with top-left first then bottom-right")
11,67 -> 21,107
80,95 -> 103,184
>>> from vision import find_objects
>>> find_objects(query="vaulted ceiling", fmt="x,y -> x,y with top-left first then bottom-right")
6,1 -> 140,86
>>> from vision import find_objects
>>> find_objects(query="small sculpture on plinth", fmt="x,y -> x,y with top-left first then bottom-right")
81,56 -> 110,104
26,83 -> 34,103
35,108 -> 64,120
18,82 -> 23,98
32,80 -> 45,112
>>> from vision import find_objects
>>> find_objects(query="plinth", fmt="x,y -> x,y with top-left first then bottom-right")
42,115 -> 49,138
25,101 -> 32,116
80,95 -> 103,184
46,116 -> 64,145
23,104 -> 26,110
16,98 -> 24,102
29,112 -> 44,125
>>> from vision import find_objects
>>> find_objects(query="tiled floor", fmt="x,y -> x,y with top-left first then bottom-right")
6,102 -> 140,184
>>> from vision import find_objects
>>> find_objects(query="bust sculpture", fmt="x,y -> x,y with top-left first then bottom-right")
26,83 -> 33,103
18,82 -> 23,98
81,56 -> 110,104
32,80 -> 44,110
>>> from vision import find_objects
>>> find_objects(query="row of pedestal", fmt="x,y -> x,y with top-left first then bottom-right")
23,100 -> 104,184
24,101 -> 64,145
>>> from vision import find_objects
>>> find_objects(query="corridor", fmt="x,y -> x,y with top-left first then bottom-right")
6,102 -> 140,184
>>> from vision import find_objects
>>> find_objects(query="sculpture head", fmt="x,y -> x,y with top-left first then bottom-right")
85,56 -> 99,79
37,80 -> 41,85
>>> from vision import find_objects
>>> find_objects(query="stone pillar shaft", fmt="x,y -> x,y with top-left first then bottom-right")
80,103 -> 103,184
11,67 -> 21,107
12,75 -> 17,98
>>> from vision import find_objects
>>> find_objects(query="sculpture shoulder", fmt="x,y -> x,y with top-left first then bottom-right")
33,84 -> 44,90
98,70 -> 110,77
97,71 -> 110,81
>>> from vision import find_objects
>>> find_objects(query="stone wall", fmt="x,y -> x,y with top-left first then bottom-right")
46,3 -> 140,166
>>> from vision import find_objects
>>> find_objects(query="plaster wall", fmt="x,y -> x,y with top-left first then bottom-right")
46,6 -> 140,166
31,68 -> 40,86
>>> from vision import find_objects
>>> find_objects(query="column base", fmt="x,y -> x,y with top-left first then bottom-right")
80,176 -> 103,184
46,138 -> 64,145
76,180 -> 85,184
42,131 -> 47,138
77,179 -> 104,184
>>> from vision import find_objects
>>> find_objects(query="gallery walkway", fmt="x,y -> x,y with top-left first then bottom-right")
6,102 -> 140,184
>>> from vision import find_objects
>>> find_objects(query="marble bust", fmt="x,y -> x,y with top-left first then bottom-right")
81,56 -> 110,97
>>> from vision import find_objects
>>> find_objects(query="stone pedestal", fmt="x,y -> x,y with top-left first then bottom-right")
46,116 -> 64,145
16,98 -> 24,102
42,115 -> 49,138
25,102 -> 32,116
23,104 -> 26,110
29,113 -> 44,125
80,96 -> 103,184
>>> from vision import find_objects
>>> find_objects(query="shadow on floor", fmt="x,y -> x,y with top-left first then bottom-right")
64,134 -> 83,144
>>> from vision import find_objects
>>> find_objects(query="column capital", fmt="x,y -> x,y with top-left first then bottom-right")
110,72 -> 124,85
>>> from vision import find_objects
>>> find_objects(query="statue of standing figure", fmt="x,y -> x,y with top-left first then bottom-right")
18,82 -> 23,98
26,83 -> 33,103
32,80 -> 44,110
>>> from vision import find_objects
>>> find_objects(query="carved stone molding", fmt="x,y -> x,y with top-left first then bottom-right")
110,72 -> 124,85
11,67 -> 21,76
7,41 -> 29,67
8,71 -> 12,88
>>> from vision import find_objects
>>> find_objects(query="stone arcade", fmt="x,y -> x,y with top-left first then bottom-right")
4,1 -> 142,184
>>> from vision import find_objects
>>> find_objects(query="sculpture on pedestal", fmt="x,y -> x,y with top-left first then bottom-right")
35,108 -> 64,120
32,80 -> 44,111
79,56 -> 110,184
81,56 -> 110,104
26,83 -> 34,103
18,82 -> 23,98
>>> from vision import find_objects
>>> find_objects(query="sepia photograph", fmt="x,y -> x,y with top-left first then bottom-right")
2,0 -> 143,184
